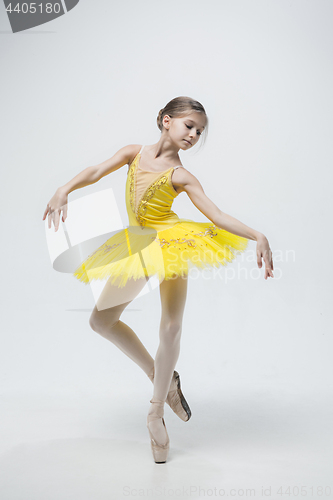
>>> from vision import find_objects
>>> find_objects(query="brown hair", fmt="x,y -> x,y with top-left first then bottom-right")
156,96 -> 208,148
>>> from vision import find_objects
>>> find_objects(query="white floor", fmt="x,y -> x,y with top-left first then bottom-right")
0,385 -> 331,500
1,277 -> 332,500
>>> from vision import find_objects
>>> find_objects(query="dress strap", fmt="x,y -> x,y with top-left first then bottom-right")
174,165 -> 183,169
139,145 -> 145,154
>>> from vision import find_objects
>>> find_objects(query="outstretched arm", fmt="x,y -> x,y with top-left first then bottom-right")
175,168 -> 274,280
58,144 -> 137,196
42,144 -> 140,231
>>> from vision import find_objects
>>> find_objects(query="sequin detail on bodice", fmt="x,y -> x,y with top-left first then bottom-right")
126,146 -> 182,230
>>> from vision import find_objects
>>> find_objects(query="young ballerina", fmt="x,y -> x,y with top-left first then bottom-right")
43,96 -> 274,464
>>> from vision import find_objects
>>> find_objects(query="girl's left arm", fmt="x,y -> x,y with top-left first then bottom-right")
178,169 -> 274,280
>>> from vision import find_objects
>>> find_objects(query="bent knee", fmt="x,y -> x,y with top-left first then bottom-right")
89,314 -> 100,332
89,309 -> 120,332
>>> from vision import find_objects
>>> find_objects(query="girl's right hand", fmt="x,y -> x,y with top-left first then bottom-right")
43,188 -> 68,232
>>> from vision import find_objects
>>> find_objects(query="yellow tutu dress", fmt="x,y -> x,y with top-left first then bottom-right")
73,145 -> 249,287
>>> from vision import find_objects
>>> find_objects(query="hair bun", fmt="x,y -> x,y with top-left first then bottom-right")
157,108 -> 165,131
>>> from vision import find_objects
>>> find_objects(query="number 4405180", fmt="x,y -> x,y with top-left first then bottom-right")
277,485 -> 332,496
6,3 -> 62,14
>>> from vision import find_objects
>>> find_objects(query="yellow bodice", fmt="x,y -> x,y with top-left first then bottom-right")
125,146 -> 182,231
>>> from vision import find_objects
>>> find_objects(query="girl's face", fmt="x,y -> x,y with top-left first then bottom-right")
164,112 -> 206,150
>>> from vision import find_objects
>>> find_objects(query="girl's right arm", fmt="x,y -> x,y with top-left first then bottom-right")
43,144 -> 140,231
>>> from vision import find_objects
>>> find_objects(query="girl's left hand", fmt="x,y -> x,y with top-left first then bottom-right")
256,235 -> 274,280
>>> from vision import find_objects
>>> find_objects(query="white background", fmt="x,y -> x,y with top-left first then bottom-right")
0,1 -> 332,498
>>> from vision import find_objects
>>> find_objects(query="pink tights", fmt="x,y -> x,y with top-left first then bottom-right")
89,274 -> 188,444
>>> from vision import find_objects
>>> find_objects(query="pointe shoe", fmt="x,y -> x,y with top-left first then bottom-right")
147,398 -> 170,463
147,366 -> 191,422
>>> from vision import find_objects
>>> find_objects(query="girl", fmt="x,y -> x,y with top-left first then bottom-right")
43,96 -> 274,464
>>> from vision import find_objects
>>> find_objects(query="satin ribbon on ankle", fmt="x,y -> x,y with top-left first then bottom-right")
149,397 -> 165,405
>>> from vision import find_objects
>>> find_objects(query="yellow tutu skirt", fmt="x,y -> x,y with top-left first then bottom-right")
73,219 -> 249,288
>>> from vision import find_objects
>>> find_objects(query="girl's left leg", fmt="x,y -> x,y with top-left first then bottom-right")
148,273 -> 188,445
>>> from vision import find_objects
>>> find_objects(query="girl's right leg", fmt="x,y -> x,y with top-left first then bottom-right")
89,275 -> 155,377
